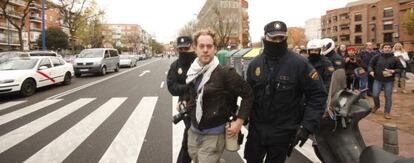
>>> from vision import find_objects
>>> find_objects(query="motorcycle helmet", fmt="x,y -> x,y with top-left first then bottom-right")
321,38 -> 335,56
306,39 -> 323,55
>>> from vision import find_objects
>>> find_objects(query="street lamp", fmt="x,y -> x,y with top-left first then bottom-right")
41,0 -> 46,50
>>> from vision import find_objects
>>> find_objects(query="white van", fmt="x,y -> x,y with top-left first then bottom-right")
73,48 -> 120,77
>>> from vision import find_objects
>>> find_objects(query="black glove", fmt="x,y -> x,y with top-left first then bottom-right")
293,125 -> 310,147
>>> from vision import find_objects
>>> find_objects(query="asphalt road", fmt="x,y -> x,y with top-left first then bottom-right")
0,57 -> 315,163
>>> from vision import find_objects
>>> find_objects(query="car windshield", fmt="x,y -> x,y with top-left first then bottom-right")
0,52 -> 27,63
0,58 -> 38,70
78,49 -> 104,58
120,54 -> 130,59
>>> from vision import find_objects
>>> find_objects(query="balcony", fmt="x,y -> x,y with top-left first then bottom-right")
29,3 -> 42,11
0,22 -> 18,31
8,0 -> 25,6
339,29 -> 350,35
0,9 -> 23,19
30,15 -> 42,23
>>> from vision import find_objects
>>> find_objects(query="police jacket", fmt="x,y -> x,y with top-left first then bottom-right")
326,51 -> 344,70
167,59 -> 192,101
308,56 -> 334,91
246,51 -> 327,144
368,53 -> 403,82
184,65 -> 253,130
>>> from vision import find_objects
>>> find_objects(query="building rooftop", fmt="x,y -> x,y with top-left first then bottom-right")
345,0 -> 379,7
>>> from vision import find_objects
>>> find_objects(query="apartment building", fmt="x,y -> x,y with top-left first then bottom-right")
305,18 -> 322,40
101,24 -> 152,53
197,0 -> 250,48
321,0 -> 414,51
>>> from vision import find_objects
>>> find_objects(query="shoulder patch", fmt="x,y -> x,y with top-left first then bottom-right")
335,61 -> 342,65
255,67 -> 261,77
309,69 -> 319,80
328,66 -> 335,72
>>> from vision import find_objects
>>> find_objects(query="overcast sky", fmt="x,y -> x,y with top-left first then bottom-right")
98,0 -> 357,44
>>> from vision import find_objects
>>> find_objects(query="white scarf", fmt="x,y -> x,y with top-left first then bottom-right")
186,56 -> 219,123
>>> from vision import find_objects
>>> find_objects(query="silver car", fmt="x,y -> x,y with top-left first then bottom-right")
73,48 -> 120,77
119,53 -> 137,68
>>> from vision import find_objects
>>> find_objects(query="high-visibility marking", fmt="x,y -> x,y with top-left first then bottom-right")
0,100 -> 61,126
0,101 -> 26,111
25,98 -> 126,163
0,98 -> 95,154
36,71 -> 55,83
99,97 -> 158,162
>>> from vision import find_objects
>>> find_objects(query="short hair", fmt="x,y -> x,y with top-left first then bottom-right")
192,29 -> 218,47
383,43 -> 392,49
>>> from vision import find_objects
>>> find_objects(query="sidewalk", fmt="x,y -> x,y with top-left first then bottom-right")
360,73 -> 414,158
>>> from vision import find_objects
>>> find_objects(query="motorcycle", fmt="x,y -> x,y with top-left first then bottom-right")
314,69 -> 414,163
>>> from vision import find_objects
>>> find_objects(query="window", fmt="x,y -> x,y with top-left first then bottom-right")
104,50 -> 110,58
333,26 -> 338,32
332,36 -> 338,42
355,24 -> 362,33
110,50 -> 119,57
354,13 -> 362,21
340,24 -> 350,30
383,21 -> 393,30
383,7 -> 393,17
340,35 -> 350,41
384,33 -> 393,43
355,35 -> 362,44
333,16 -> 337,22
39,58 -> 52,68
50,58 -> 63,66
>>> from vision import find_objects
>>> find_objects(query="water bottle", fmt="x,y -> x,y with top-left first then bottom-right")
225,116 -> 240,152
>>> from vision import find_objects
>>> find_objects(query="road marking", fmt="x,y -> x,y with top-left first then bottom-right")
99,97 -> 158,163
0,100 -> 61,126
236,97 -> 248,163
0,101 -> 26,111
138,70 -> 151,77
165,71 -> 168,75
172,96 -> 184,163
0,98 -> 95,154
46,59 -> 160,100
25,98 -> 126,163
160,81 -> 164,88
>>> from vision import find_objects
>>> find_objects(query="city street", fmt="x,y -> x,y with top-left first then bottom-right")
0,57 -> 314,163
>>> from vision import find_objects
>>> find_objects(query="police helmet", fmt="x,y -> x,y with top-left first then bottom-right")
321,38 -> 335,56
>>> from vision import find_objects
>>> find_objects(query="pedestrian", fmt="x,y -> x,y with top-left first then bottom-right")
369,43 -> 404,119
167,36 -> 197,163
321,38 -> 345,70
306,39 -> 334,91
184,29 -> 253,163
337,44 -> 347,57
358,42 -> 379,97
244,21 -> 327,163
393,43 -> 410,94
344,47 -> 364,90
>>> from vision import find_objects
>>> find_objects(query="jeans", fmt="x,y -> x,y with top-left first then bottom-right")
372,80 -> 394,113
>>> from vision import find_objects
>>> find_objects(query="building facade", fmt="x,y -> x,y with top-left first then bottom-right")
101,24 -> 152,53
305,18 -> 322,40
321,0 -> 414,51
197,0 -> 250,48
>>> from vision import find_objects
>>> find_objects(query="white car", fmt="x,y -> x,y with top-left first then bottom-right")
0,56 -> 74,96
119,54 -> 137,67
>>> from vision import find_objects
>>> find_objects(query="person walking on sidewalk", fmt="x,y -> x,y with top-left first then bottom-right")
359,42 -> 379,96
393,43 -> 410,94
369,44 -> 403,119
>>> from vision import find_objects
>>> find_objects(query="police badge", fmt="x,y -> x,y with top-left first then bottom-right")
177,68 -> 183,75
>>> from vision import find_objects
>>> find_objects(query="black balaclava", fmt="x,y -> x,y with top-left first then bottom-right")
262,38 -> 288,59
179,51 -> 196,65
308,50 -> 321,63
383,51 -> 394,58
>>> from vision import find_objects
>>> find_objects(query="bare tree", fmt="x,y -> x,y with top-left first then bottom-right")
0,0 -> 36,50
178,19 -> 198,37
123,32 -> 140,52
208,5 -> 238,49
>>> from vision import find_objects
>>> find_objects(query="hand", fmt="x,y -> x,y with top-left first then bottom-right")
385,68 -> 395,74
370,72 -> 375,77
226,118 -> 244,138
176,101 -> 187,112
345,57 -> 350,62
292,125 -> 310,147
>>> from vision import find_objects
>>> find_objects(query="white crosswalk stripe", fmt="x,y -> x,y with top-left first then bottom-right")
25,98 -> 126,163
0,98 -> 95,154
172,96 -> 184,163
99,97 -> 158,163
0,100 -> 61,126
0,101 -> 26,111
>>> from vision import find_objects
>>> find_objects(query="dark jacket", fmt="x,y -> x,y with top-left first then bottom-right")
358,50 -> 379,70
246,51 -> 327,144
308,56 -> 334,91
344,55 -> 364,75
326,51 -> 345,70
369,53 -> 403,82
167,59 -> 192,101
184,65 -> 253,130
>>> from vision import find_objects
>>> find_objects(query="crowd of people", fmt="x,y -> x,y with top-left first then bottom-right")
166,19 -> 411,163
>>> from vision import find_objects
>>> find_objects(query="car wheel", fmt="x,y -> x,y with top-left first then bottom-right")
20,79 -> 36,97
100,66 -> 107,76
62,72 -> 72,85
115,64 -> 120,72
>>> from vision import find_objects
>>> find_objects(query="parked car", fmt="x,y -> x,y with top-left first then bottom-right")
73,48 -> 120,77
0,51 -> 60,63
137,54 -> 146,60
0,56 -> 74,96
119,54 -> 137,67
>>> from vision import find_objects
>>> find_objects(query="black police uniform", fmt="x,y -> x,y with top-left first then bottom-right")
245,48 -> 327,163
166,36 -> 195,163
308,55 -> 334,91
326,50 -> 345,70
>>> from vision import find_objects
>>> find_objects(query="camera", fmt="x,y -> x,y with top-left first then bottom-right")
172,103 -> 189,124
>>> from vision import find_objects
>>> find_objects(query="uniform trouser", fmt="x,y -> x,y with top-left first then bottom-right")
187,129 -> 225,163
176,118 -> 191,163
359,75 -> 368,96
244,129 -> 290,163
373,80 -> 394,113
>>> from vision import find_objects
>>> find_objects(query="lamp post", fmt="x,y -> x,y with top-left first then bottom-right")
41,0 -> 46,50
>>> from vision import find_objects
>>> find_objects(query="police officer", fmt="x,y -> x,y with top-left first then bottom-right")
321,38 -> 345,70
244,21 -> 327,163
307,39 -> 334,91
167,36 -> 196,163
